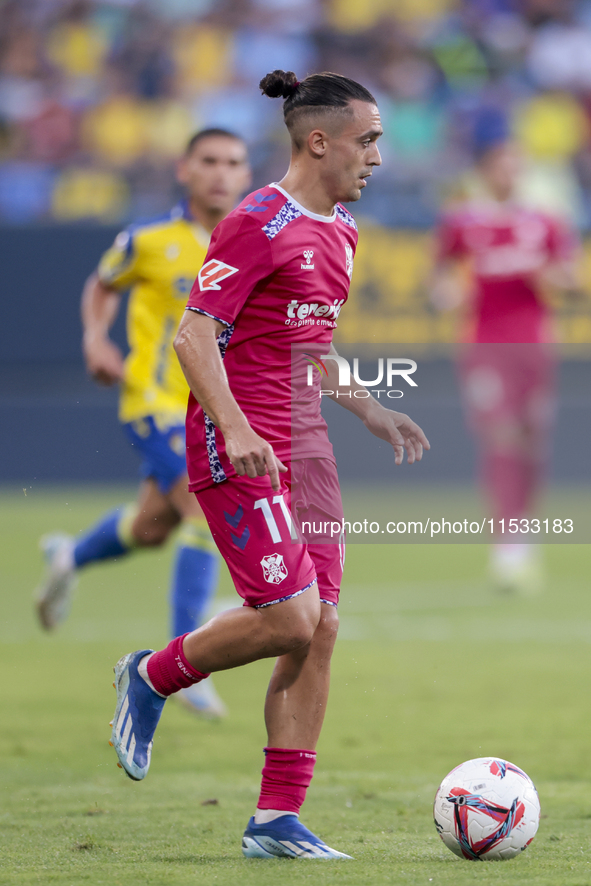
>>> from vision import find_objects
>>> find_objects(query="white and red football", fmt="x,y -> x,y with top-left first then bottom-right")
433,757 -> 540,861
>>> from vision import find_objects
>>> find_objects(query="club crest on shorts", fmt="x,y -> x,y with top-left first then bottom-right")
260,553 -> 288,584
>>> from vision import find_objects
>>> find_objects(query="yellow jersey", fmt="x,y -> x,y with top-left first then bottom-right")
98,203 -> 209,424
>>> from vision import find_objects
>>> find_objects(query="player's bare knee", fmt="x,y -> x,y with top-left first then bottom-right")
272,613 -> 315,652
131,519 -> 170,547
311,605 -> 339,650
318,605 -> 339,637
265,600 -> 320,652
288,614 -> 318,649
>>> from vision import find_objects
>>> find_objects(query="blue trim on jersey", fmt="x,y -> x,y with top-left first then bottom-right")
186,306 -> 230,327
262,200 -> 302,241
336,204 -> 358,231
126,205 -> 181,237
203,323 -> 235,485
110,203 -> 198,262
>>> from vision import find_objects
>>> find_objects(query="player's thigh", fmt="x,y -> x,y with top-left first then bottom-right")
167,474 -> 206,520
460,346 -> 556,450
132,479 -> 180,544
257,580 -> 322,647
196,472 -> 317,609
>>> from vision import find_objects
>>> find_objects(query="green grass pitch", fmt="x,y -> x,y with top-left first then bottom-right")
1,486 -> 591,885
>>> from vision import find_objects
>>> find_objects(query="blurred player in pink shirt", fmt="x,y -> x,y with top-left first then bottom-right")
433,111 -> 581,593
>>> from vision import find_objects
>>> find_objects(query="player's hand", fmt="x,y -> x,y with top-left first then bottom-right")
224,426 -> 288,492
363,406 -> 430,466
83,336 -> 125,386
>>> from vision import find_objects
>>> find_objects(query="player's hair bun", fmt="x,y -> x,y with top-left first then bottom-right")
259,70 -> 300,99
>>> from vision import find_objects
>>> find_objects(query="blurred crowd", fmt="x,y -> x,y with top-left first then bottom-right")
3,0 -> 591,227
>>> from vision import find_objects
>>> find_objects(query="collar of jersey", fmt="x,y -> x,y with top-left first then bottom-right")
270,183 -> 337,223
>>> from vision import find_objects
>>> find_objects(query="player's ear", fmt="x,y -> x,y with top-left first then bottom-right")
307,129 -> 328,158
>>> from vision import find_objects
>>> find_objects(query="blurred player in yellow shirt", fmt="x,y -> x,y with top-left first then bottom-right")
35,129 -> 251,717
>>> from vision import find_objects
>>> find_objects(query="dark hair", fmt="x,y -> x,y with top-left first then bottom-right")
185,128 -> 244,155
259,70 -> 376,144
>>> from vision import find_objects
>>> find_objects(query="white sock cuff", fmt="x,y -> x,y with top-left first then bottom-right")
254,809 -> 296,824
137,653 -> 166,699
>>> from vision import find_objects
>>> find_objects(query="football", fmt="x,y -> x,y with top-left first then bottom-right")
433,757 -> 541,861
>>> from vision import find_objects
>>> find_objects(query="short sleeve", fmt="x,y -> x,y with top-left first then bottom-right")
435,214 -> 466,262
545,217 -> 579,263
97,229 -> 140,290
186,214 -> 274,326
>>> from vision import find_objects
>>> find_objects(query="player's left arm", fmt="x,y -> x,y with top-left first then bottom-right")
324,345 -> 430,466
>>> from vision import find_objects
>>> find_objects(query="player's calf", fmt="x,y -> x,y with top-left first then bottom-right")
243,747 -> 352,859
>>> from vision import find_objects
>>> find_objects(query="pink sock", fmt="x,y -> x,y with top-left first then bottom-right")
257,747 -> 317,814
146,634 -> 209,697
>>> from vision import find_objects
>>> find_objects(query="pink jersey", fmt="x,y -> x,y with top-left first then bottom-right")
184,183 -> 358,492
436,203 -> 576,343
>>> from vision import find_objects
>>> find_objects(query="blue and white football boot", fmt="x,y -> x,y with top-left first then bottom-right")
110,649 -> 165,781
242,815 -> 353,859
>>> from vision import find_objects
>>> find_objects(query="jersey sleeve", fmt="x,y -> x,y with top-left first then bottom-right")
186,214 -> 274,326
435,213 -> 466,262
97,229 -> 141,290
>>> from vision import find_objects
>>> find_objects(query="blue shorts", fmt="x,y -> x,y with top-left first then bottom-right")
123,416 -> 187,494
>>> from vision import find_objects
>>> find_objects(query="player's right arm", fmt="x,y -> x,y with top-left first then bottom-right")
174,311 -> 287,492
81,227 -> 142,385
81,272 -> 124,385
176,213 -> 285,491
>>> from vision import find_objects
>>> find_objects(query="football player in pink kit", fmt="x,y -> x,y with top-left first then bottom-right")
434,130 -> 580,592
109,69 -> 429,859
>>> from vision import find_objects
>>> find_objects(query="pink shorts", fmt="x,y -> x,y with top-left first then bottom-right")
458,344 -> 556,437
196,459 -> 344,609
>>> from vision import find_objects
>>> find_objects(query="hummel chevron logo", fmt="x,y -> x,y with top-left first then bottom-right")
223,505 -> 244,529
231,527 -> 250,550
245,192 -> 277,212
224,504 -> 250,549
198,259 -> 239,291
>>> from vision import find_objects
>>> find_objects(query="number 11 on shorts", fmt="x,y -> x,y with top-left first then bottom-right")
254,495 -> 298,542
